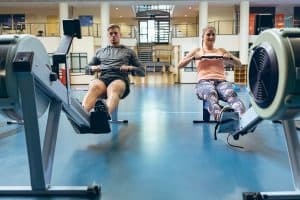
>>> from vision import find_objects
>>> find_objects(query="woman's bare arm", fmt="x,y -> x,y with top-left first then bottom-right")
177,48 -> 200,69
220,48 -> 242,67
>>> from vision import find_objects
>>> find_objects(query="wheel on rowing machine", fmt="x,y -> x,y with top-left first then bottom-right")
248,28 -> 300,120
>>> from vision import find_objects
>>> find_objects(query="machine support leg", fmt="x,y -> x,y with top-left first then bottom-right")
0,72 -> 101,197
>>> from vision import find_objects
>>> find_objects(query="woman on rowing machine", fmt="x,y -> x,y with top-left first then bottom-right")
177,25 -> 245,122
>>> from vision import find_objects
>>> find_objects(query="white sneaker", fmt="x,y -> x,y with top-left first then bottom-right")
217,107 -> 240,133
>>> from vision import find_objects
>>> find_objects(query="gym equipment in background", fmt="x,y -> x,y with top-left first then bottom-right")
0,19 -> 102,197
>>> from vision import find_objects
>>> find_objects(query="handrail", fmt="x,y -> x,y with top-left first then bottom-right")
172,19 -> 300,38
0,22 -> 137,38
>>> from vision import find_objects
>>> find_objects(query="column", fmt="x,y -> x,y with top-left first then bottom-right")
101,2 -> 110,47
239,0 -> 249,65
59,2 -> 69,36
199,1 -> 208,47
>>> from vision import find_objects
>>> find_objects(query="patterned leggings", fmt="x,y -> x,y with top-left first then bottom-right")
195,80 -> 246,119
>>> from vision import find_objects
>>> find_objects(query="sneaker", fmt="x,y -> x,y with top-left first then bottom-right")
217,107 -> 240,133
216,107 -> 234,121
94,99 -> 111,120
90,111 -> 111,133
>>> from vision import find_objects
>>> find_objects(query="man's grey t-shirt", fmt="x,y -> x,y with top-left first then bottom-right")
91,45 -> 143,78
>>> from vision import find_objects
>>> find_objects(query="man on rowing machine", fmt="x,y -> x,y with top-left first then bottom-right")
82,24 -> 145,121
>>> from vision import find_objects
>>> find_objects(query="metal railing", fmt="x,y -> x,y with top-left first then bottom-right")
70,53 -> 88,73
0,23 -> 60,36
153,48 -> 172,64
172,19 -> 300,38
0,22 -> 137,38
48,53 -> 88,73
208,20 -> 238,35
172,20 -> 238,38
86,23 -> 136,38
172,23 -> 198,38
2,20 -> 299,39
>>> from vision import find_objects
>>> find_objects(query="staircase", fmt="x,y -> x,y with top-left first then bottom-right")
137,43 -> 153,71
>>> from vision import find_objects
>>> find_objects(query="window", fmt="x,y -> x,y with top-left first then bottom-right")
0,15 -> 12,29
70,53 -> 88,73
0,14 -> 25,30
139,20 -> 155,43
13,14 -> 25,30
155,20 -> 169,43
139,19 -> 170,44
79,16 -> 93,27
250,7 -> 275,34
136,4 -> 171,44
294,7 -> 300,28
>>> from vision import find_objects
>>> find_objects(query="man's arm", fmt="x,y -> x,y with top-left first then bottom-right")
127,49 -> 145,77
88,56 -> 101,66
86,56 -> 101,74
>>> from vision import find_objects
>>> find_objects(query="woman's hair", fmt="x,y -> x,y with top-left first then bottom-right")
201,25 -> 216,47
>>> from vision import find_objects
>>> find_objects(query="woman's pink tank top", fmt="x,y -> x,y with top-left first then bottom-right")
196,52 -> 225,81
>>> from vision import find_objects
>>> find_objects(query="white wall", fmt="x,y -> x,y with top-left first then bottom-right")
214,35 -> 240,51
249,35 -> 259,45
37,37 -> 60,53
38,36 -> 95,85
38,36 -> 95,60
121,38 -> 137,47
172,37 -> 198,83
71,36 -> 95,61
72,7 -> 100,23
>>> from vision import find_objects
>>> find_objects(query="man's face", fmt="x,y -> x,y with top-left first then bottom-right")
108,27 -> 121,45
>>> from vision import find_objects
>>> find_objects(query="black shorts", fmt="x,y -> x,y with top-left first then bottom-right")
99,73 -> 130,99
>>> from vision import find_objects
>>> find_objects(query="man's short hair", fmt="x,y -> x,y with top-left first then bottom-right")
107,24 -> 120,31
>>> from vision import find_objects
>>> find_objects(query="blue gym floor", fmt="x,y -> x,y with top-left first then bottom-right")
0,84 -> 295,200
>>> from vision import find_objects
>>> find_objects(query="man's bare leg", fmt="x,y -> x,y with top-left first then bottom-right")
106,80 -> 126,115
82,79 -> 107,112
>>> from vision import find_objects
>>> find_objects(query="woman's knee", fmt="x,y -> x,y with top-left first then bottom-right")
223,89 -> 237,100
206,90 -> 219,101
228,97 -> 246,113
232,100 -> 246,114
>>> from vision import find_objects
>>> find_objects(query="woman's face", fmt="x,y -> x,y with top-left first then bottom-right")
203,29 -> 216,45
